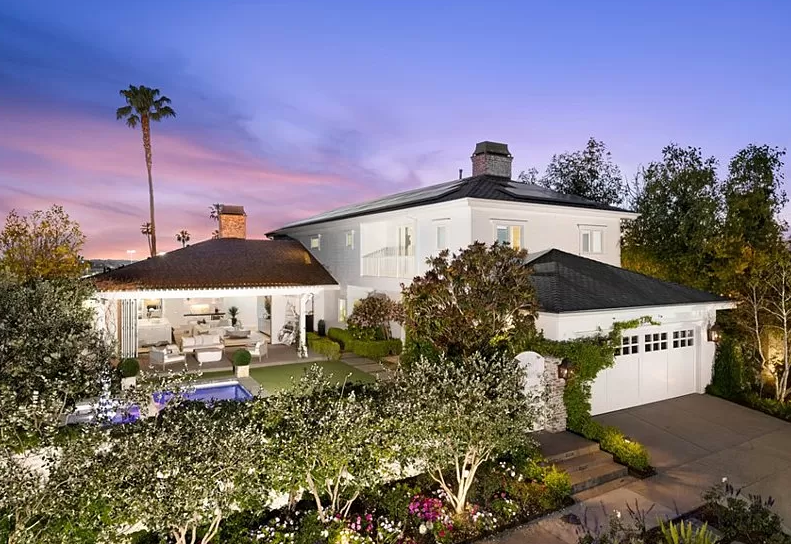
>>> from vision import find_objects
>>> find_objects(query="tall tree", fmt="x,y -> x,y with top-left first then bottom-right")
209,203 -> 221,222
621,144 -> 721,291
116,85 -> 176,257
537,138 -> 625,205
141,222 -> 153,256
0,206 -> 85,281
176,229 -> 191,248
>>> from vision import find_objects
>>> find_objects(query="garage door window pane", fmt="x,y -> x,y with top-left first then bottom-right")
616,335 -> 639,356
672,329 -> 694,348
645,332 -> 668,352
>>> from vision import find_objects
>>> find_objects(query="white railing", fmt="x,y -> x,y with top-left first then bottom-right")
362,253 -> 415,278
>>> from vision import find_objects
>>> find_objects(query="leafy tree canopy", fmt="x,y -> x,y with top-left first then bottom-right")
621,144 -> 721,291
0,206 -> 86,281
401,242 -> 538,361
519,137 -> 625,206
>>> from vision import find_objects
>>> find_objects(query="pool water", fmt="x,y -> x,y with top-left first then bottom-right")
153,381 -> 254,406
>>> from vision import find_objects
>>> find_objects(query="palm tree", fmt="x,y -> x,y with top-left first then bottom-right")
176,229 -> 191,248
211,229 -> 220,240
116,85 -> 176,257
209,203 -> 221,222
140,222 -> 153,256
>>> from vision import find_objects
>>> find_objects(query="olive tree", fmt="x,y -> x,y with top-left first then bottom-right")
391,352 -> 538,514
265,366 -> 396,521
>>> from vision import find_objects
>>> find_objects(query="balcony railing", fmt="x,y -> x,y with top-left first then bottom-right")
362,247 -> 415,278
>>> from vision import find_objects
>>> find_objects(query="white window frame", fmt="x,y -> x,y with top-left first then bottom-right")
345,230 -> 354,249
492,221 -> 524,250
310,235 -> 321,250
579,225 -> 604,255
436,224 -> 448,251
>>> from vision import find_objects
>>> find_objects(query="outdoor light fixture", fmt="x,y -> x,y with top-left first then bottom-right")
557,358 -> 572,380
707,322 -> 723,344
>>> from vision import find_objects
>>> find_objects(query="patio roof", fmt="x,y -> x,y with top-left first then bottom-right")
91,238 -> 338,293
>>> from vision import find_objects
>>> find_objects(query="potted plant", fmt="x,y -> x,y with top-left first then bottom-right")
228,306 -> 240,327
317,319 -> 326,337
118,357 -> 140,390
233,349 -> 251,378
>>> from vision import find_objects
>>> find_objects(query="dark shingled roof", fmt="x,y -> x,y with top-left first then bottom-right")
92,239 -> 337,291
268,175 -> 633,234
527,249 -> 729,313
219,204 -> 246,216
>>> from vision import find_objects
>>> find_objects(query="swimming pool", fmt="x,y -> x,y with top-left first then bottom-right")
153,380 -> 254,406
66,380 -> 254,425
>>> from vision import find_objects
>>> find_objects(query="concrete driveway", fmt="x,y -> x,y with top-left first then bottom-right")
595,394 -> 791,522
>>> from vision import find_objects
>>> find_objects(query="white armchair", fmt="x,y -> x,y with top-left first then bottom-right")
246,340 -> 268,363
150,344 -> 186,370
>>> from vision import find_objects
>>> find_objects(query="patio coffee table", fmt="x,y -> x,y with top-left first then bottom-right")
194,347 -> 223,364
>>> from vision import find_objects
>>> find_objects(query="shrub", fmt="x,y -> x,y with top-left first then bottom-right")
317,319 -> 326,337
598,425 -> 650,473
351,339 -> 402,361
542,466 -> 572,506
708,336 -> 745,399
702,481 -> 791,543
346,293 -> 403,340
659,518 -> 719,544
327,327 -> 354,350
233,349 -> 251,367
118,357 -> 140,378
306,332 -> 341,360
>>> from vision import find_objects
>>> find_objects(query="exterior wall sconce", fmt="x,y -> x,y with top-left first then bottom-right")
557,358 -> 573,380
707,323 -> 723,344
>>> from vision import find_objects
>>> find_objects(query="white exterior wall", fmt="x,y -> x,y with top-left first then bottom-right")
468,199 -> 625,266
275,196 -> 631,327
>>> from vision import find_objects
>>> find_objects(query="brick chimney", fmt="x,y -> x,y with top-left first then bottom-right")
218,205 -> 247,239
471,141 -> 513,179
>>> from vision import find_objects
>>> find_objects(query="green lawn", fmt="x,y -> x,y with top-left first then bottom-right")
210,360 -> 374,393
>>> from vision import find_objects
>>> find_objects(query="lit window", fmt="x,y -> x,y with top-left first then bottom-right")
436,225 -> 447,250
310,235 -> 321,250
580,228 -> 603,254
496,225 -> 522,250
345,231 -> 354,249
338,298 -> 347,322
672,329 -> 695,348
615,335 -> 639,356
644,332 -> 668,352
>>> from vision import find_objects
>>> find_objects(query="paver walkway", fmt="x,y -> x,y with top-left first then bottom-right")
485,393 -> 791,543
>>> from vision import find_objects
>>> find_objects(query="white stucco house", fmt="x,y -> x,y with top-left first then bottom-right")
268,141 -> 734,415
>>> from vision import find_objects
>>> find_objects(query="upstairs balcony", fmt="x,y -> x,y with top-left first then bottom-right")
362,247 -> 415,279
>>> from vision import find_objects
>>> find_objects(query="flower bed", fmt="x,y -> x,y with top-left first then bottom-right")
190,457 -> 573,544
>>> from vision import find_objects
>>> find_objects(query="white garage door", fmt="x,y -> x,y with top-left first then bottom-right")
590,326 -> 698,415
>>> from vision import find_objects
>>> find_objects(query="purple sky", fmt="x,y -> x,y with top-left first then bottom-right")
1,1 -> 789,258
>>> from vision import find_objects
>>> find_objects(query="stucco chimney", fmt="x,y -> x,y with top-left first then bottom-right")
218,205 -> 247,239
471,141 -> 513,179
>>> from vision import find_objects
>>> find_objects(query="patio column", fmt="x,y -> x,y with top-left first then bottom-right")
118,298 -> 138,358
298,293 -> 310,358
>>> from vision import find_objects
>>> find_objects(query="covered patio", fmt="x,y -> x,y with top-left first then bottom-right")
91,237 -> 339,365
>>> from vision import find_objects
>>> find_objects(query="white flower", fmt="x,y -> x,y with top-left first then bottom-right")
418,524 -> 427,535
722,477 -> 728,483
614,509 -> 621,519
321,530 -> 329,538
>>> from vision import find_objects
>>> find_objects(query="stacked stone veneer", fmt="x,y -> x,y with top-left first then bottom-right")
471,152 -> 513,178
219,210 -> 247,239
542,355 -> 567,433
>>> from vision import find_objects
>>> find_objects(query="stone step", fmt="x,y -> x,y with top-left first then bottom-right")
572,474 -> 638,501
538,431 -> 600,463
555,450 -> 613,474
569,462 -> 629,494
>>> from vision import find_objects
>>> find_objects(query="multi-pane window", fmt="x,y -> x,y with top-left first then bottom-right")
345,231 -> 354,248
338,299 -> 347,322
496,225 -> 522,250
644,332 -> 668,352
580,228 -> 603,254
672,330 -> 695,348
615,335 -> 639,356
436,225 -> 447,250
310,235 -> 321,250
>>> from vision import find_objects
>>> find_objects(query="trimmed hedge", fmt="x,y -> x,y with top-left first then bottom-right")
327,327 -> 354,350
350,338 -> 402,361
580,419 -> 650,473
306,332 -> 341,360
118,357 -> 140,378
233,349 -> 252,366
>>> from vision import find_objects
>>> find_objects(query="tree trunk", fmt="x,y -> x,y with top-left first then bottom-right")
142,115 -> 157,256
